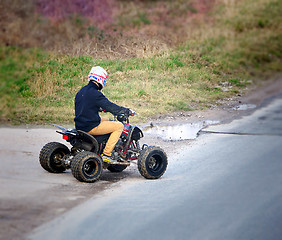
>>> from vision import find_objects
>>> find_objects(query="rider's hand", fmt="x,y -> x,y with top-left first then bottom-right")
128,109 -> 135,116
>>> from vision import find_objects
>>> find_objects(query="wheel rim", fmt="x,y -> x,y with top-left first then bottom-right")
83,158 -> 99,177
147,154 -> 162,173
51,151 -> 65,169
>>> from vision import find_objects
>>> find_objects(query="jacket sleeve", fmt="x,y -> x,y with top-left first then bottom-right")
96,92 -> 129,115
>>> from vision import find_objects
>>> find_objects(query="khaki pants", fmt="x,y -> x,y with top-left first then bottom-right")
88,117 -> 124,156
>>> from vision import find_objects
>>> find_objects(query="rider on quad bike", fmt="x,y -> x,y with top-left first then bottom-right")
39,65 -> 167,183
74,66 -> 134,164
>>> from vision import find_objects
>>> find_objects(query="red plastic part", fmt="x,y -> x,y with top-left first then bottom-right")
63,134 -> 70,141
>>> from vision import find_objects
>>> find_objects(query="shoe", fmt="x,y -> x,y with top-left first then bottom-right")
102,154 -> 116,163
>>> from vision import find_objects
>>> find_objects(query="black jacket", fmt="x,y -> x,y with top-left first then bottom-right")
74,81 -> 129,132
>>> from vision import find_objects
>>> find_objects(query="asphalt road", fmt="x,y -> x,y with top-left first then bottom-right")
27,95 -> 282,240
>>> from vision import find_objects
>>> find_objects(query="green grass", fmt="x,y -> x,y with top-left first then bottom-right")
0,45 -> 247,124
0,0 -> 281,125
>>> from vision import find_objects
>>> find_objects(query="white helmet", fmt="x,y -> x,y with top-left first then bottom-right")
88,66 -> 108,89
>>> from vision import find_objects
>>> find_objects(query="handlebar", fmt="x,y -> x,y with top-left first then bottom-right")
116,110 -> 136,123
99,108 -> 136,123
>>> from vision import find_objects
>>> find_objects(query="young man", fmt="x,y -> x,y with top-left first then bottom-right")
74,66 -> 133,163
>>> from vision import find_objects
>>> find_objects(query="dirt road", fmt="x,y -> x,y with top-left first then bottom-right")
1,76 -> 281,240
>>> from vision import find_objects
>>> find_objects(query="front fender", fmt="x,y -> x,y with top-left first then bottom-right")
131,126 -> 143,141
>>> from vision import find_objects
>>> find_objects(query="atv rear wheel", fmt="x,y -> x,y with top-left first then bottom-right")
107,165 -> 128,173
138,146 -> 168,179
39,142 -> 70,173
71,151 -> 103,183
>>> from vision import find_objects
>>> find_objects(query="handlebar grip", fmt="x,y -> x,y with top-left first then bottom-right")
129,109 -> 135,116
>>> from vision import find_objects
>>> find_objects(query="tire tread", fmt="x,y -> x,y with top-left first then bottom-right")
39,142 -> 69,173
71,151 -> 103,183
138,146 -> 167,179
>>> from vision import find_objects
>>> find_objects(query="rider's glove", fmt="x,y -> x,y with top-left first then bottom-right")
128,109 -> 135,116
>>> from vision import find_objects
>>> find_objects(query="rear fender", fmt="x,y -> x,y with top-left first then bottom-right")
70,130 -> 99,153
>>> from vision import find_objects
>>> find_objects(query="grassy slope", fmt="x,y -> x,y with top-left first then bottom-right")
0,0 -> 281,124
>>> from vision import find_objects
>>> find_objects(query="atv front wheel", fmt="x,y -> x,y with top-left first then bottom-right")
138,146 -> 168,179
71,151 -> 103,183
39,142 -> 70,173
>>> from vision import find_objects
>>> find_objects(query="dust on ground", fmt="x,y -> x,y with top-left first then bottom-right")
0,75 -> 281,240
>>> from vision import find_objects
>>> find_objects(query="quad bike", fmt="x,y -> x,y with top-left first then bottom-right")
39,113 -> 168,183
